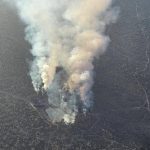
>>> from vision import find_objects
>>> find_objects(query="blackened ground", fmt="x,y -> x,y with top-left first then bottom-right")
0,0 -> 150,149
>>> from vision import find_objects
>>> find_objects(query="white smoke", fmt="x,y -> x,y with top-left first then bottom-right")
4,0 -> 119,124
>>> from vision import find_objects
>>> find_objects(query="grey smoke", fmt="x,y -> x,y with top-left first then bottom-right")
4,0 -> 119,124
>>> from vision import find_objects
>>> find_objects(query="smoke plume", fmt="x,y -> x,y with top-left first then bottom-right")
5,0 -> 119,124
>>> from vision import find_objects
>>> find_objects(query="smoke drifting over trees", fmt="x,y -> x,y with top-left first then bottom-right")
4,0 -> 119,123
